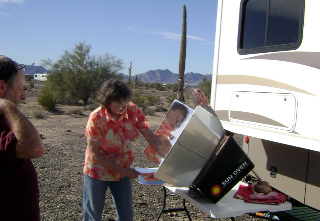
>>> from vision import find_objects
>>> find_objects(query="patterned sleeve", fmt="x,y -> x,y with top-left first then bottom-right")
85,111 -> 104,141
143,118 -> 172,165
132,103 -> 149,131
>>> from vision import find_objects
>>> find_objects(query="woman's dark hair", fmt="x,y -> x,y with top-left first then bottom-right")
97,79 -> 133,108
171,101 -> 189,127
0,56 -> 19,88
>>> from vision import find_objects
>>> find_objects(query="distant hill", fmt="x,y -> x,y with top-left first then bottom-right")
120,69 -> 211,84
137,69 -> 177,83
24,65 -> 48,76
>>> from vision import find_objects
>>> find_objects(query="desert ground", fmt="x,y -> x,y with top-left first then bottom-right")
19,81 -> 264,221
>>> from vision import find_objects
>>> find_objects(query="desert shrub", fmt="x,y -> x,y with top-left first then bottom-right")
166,93 -> 177,105
152,83 -> 165,91
33,109 -> 45,119
38,91 -> 57,111
155,106 -> 168,112
146,94 -> 160,106
29,81 -> 35,88
143,106 -> 156,116
70,108 -> 83,116
184,94 -> 190,102
41,42 -> 123,105
167,83 -> 178,92
132,90 -> 145,107
84,103 -> 100,111
148,83 -> 157,89
143,83 -> 150,89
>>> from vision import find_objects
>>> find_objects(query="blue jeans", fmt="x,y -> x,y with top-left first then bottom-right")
83,174 -> 133,221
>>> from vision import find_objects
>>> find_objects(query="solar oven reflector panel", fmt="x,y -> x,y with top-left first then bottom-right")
155,106 -> 225,187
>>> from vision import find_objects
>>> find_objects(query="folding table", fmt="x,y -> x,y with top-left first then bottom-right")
157,182 -> 292,220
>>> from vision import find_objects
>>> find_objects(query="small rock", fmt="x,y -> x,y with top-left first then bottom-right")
137,200 -> 148,205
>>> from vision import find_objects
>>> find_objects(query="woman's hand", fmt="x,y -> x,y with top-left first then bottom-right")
121,168 -> 141,179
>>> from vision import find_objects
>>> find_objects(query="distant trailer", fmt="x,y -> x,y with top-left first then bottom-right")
34,73 -> 48,81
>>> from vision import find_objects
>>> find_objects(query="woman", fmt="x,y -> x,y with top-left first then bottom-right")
83,79 -> 168,221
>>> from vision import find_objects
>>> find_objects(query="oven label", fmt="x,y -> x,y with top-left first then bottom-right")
221,161 -> 250,188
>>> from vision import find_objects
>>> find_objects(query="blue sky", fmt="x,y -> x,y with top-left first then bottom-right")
0,0 -> 218,75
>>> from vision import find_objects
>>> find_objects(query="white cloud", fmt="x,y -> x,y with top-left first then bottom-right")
0,0 -> 24,3
0,11 -> 12,16
151,30 -> 181,40
0,0 -> 23,14
125,25 -> 212,43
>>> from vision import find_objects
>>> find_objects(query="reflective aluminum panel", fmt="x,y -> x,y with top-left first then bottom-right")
155,106 -> 225,187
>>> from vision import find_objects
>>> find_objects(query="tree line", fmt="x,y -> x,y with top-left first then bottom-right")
38,42 -> 211,111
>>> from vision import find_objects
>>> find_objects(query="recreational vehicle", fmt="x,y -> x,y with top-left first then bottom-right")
211,0 -> 320,210
34,73 -> 48,81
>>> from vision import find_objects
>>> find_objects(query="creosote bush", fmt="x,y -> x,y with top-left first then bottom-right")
33,108 -> 45,119
28,81 -> 35,89
132,89 -> 162,108
166,93 -> 177,105
38,91 -> 57,111
41,42 -> 123,105
146,94 -> 160,106
84,103 -> 100,111
70,108 -> 83,116
132,90 -> 145,108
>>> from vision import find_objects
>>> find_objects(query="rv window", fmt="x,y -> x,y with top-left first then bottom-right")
238,0 -> 304,54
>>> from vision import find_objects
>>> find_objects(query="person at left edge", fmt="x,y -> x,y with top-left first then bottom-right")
0,56 -> 45,221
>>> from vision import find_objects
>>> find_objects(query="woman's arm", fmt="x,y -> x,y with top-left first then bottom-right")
87,138 -> 140,179
140,127 -> 170,158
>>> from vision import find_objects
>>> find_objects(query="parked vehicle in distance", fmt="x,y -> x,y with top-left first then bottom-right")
34,73 -> 48,81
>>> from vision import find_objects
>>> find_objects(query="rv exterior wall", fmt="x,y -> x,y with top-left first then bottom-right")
211,0 -> 320,210
212,0 -> 319,151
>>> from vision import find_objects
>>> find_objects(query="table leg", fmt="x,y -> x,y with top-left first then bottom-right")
156,186 -> 192,221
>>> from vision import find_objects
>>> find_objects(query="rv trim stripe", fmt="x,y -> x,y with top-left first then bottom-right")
217,75 -> 314,96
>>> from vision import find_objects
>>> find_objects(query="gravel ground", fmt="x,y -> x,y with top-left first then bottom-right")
20,86 -> 267,221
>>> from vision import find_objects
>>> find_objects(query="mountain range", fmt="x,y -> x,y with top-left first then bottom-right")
24,65 -> 210,84
122,69 -> 211,84
24,65 -> 48,75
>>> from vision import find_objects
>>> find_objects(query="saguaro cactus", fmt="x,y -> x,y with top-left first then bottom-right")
128,61 -> 132,84
178,5 -> 187,102
135,75 -> 138,89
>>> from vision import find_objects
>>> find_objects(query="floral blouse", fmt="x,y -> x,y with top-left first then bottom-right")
83,103 -> 149,181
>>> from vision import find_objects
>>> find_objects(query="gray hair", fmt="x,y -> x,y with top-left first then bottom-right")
0,55 -> 19,88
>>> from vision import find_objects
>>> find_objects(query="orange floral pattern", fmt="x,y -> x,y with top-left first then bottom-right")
144,118 -> 173,165
83,102 -> 149,181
